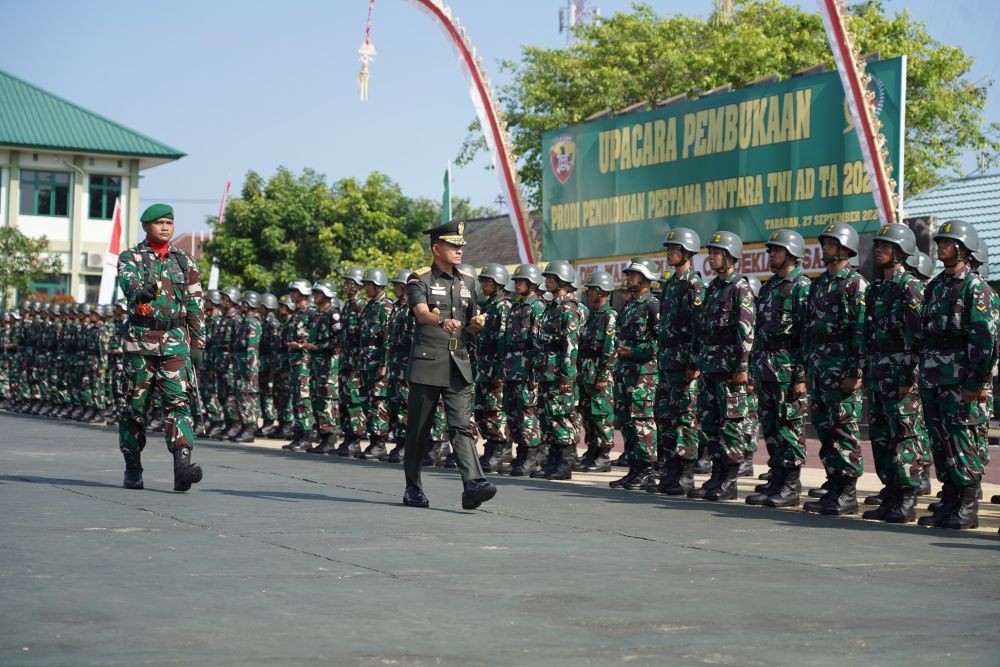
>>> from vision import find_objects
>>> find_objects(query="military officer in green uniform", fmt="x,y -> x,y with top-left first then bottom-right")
401,220 -> 495,510
116,203 -> 206,492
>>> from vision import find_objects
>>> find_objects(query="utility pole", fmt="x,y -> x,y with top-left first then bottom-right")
559,0 -> 599,44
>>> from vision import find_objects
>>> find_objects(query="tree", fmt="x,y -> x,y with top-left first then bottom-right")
202,168 -> 446,293
459,0 -> 1000,207
0,226 -> 63,309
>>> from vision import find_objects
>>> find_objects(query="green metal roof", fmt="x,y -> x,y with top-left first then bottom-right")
905,172 -> 1000,279
0,68 -> 184,165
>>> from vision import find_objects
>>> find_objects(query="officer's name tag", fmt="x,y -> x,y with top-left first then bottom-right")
460,287 -> 472,298
431,287 -> 447,296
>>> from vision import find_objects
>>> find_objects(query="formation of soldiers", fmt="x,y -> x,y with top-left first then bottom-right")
2,219 -> 998,529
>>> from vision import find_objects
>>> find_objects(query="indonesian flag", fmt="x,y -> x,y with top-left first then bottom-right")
97,198 -> 122,304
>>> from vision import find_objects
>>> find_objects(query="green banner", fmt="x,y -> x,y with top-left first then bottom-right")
542,57 -> 905,260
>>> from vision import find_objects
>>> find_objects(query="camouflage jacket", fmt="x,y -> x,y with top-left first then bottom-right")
475,293 -> 512,383
864,265 -> 923,392
116,239 -> 205,356
233,312 -> 261,365
503,293 -> 545,382
534,292 -> 583,384
358,295 -> 394,370
578,303 -> 617,385
204,311 -> 221,367
341,294 -> 367,367
657,266 -> 705,373
804,266 -> 868,379
616,290 -> 660,377
105,319 -> 122,355
751,267 -> 810,385
309,303 -> 343,355
387,296 -> 414,380
216,310 -> 242,371
696,272 -> 754,375
286,307 -> 314,362
259,313 -> 280,371
276,316 -> 293,372
920,265 -> 996,390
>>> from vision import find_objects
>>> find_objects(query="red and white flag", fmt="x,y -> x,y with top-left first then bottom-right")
97,198 -> 122,304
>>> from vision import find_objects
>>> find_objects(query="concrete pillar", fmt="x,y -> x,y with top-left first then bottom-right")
69,155 -> 85,300
6,152 -> 19,228
127,159 -> 140,248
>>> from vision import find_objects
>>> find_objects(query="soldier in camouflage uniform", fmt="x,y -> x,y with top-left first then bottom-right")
254,293 -> 281,437
386,269 -> 415,463
0,312 -> 12,408
741,276 -> 763,477
109,301 -> 129,422
857,224 -> 925,523
283,280 -> 316,452
650,228 -> 705,495
905,250 -> 936,486
202,290 -> 226,437
335,267 -> 369,456
534,261 -> 583,480
575,270 -> 618,473
802,223 -> 868,516
688,232 -> 754,501
274,296 -> 296,438
116,203 -> 206,492
304,280 -> 343,454
474,263 -> 512,473
230,291 -> 262,443
917,220 -> 996,530
215,286 -> 243,440
504,264 -> 546,476
610,257 -> 660,491
356,268 -> 394,460
744,229 -> 811,509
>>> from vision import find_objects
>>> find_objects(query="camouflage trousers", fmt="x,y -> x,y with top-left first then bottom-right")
503,380 -> 540,450
200,366 -> 224,423
578,381 -> 614,454
110,354 -> 128,418
697,372 -> 749,465
361,367 -> 390,440
540,381 -> 579,449
274,370 -> 292,425
807,370 -> 864,477
868,386 -> 923,489
743,391 -> 759,454
339,366 -> 366,441
614,372 -> 657,466
389,377 -> 409,445
289,353 -> 315,433
474,380 -> 507,444
259,363 -> 276,423
118,353 -> 194,454
237,361 -> 260,426
654,372 -> 700,461
310,354 -> 340,436
758,381 -> 807,469
920,386 -> 985,487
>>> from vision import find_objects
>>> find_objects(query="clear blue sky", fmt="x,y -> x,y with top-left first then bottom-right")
2,0 -> 997,234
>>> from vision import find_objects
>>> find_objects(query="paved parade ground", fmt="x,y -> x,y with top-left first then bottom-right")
1,413 -> 998,666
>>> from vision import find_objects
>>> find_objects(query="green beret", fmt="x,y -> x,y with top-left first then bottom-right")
140,203 -> 174,223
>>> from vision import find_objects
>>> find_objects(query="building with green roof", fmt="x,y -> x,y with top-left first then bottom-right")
0,68 -> 184,301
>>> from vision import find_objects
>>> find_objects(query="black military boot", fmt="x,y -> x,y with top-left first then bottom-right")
509,446 -> 534,477
533,444 -> 558,478
942,485 -> 979,530
172,448 -> 203,492
762,467 -> 802,508
804,477 -> 837,513
738,455 -> 755,478
915,471 -> 932,496
662,459 -> 696,496
612,451 -> 630,468
746,467 -> 785,505
884,487 -> 917,523
862,487 -> 897,521
122,451 -> 144,490
434,442 -> 454,467
919,482 -> 959,527
864,486 -> 888,506
692,454 -> 712,475
649,457 -> 679,494
818,476 -> 858,516
336,436 -> 363,458
573,448 -> 597,472
277,422 -> 296,439
441,452 -> 458,469
230,424 -> 256,444
69,405 -> 85,420
758,469 -> 772,481
688,459 -> 722,499
224,421 -> 242,439
385,443 -> 405,464
609,464 -> 639,489
206,421 -> 224,438
807,478 -> 833,498
706,463 -> 740,501
288,431 -> 314,453
211,420 -> 230,441
479,441 -> 496,471
584,448 -> 613,472
623,465 -> 656,490
483,441 -> 505,473
38,403 -> 54,416
360,439 -> 388,460
306,433 -> 334,454
546,446 -> 574,480
992,494 -> 1000,505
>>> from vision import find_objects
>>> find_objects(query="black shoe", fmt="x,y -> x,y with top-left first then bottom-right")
573,449 -> 597,472
762,467 -> 802,508
385,445 -> 404,464
336,438 -> 363,458
688,459 -> 722,499
818,477 -> 858,516
360,441 -> 388,460
864,487 -> 888,506
609,466 -> 639,489
122,452 -> 144,490
623,466 -> 656,491
705,463 -> 740,501
942,485 -> 979,530
172,448 -> 203,492
229,425 -> 255,443
403,485 -> 429,508
884,487 -> 917,523
737,457 -> 755,477
461,479 -> 497,510
692,456 -> 712,475
807,478 -> 833,498
307,434 -> 337,454
992,494 -> 1000,505
919,482 -> 959,527
747,467 -> 785,505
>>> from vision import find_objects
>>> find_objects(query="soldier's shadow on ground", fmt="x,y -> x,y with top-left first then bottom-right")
0,473 -> 178,495
504,476 -> 1000,544
205,488 -> 402,507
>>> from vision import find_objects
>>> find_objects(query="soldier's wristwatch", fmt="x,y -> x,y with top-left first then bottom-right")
438,317 -> 447,328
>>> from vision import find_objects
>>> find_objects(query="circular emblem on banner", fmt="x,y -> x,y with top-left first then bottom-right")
549,134 -> 576,184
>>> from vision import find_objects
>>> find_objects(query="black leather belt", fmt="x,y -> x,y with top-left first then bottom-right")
129,315 -> 185,331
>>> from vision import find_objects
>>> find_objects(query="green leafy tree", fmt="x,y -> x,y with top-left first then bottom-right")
460,0 -> 999,206
0,226 -> 63,309
202,168 -> 448,292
